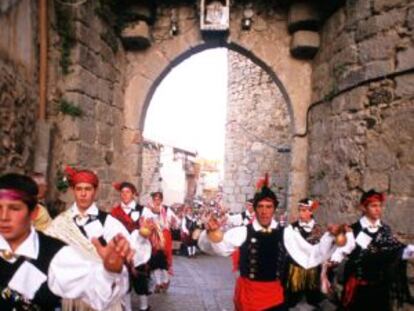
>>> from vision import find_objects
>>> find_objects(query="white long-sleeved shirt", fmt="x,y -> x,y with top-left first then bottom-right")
330,216 -> 414,263
0,228 -> 128,310
69,203 -> 151,267
226,209 -> 255,227
198,219 -> 336,270
141,205 -> 180,230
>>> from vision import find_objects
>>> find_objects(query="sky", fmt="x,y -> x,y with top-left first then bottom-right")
143,48 -> 228,162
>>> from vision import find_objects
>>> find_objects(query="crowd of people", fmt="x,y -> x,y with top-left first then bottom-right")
0,168 -> 413,311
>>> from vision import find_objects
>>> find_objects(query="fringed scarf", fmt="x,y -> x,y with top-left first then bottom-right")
45,209 -> 123,311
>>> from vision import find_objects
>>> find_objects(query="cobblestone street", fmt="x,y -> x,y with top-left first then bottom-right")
132,254 -> 235,311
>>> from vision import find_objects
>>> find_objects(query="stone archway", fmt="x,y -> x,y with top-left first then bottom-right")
122,5 -> 313,215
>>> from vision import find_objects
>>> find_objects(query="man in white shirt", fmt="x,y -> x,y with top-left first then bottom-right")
46,167 -> 151,311
141,191 -> 180,293
199,174 -> 341,311
111,181 -> 150,311
0,173 -> 133,311
285,198 -> 326,309
330,189 -> 414,311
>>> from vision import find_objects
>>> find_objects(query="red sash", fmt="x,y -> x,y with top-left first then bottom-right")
110,205 -> 139,233
234,276 -> 284,311
231,249 -> 241,272
342,275 -> 368,307
163,228 -> 173,274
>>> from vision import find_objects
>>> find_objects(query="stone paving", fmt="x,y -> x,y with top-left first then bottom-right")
131,254 -> 339,311
132,254 -> 235,311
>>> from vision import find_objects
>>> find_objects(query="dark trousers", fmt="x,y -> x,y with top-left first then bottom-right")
263,303 -> 287,311
343,283 -> 390,311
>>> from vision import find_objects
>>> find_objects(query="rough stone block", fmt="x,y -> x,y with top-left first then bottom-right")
60,116 -> 80,141
408,6 -> 414,30
366,142 -> 395,171
72,44 -> 99,77
395,73 -> 414,98
363,171 -> 389,192
290,30 -> 320,59
65,65 -> 99,99
364,60 -> 394,80
355,9 -> 404,42
384,197 -> 414,235
344,86 -> 368,111
345,0 -> 372,28
64,92 -> 96,118
64,141 -> 80,164
97,124 -> 112,146
396,45 -> 414,71
75,21 -> 102,55
332,32 -> 355,54
373,0 -> 408,12
79,119 -> 96,145
339,66 -> 365,90
390,170 -> 413,195
33,120 -> 51,173
358,31 -> 399,63
288,2 -> 320,33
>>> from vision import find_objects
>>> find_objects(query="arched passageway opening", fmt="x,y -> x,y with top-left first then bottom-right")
140,44 -> 293,215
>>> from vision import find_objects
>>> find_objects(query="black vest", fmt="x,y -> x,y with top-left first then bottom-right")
75,210 -> 108,245
345,221 -> 405,283
239,224 -> 288,281
0,231 -> 66,310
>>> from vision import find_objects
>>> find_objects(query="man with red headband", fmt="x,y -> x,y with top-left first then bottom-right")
330,189 -> 414,311
198,175 -> 342,311
141,191 -> 180,293
285,198 -> 327,309
111,181 -> 150,311
0,173 -> 132,310
46,167 -> 151,311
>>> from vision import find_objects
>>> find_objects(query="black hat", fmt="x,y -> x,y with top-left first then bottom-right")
253,173 -> 278,209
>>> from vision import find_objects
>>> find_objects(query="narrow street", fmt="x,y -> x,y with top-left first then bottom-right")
132,254 -> 235,311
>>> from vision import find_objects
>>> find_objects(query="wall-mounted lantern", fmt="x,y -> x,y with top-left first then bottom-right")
241,5 -> 253,31
170,9 -> 179,36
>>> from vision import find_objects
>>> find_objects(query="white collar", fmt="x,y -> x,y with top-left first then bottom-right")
71,202 -> 99,218
298,219 -> 315,229
0,227 -> 39,261
121,200 -> 136,211
360,216 -> 382,230
252,218 -> 278,232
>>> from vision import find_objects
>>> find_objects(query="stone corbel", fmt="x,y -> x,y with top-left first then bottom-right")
288,1 -> 321,60
120,2 -> 156,50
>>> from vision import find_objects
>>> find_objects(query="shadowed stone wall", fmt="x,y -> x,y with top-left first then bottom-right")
46,1 -> 128,210
309,0 -> 414,235
225,51 -> 292,212
0,0 -> 38,173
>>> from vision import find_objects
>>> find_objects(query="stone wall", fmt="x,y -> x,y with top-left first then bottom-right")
46,1 -> 127,210
0,0 -> 38,173
140,140 -> 162,205
309,0 -> 414,235
225,51 -> 292,212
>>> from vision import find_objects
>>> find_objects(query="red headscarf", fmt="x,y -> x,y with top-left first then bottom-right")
64,166 -> 99,188
360,189 -> 385,207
